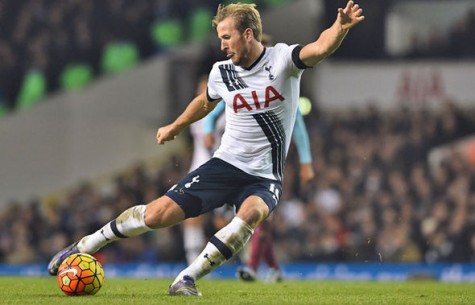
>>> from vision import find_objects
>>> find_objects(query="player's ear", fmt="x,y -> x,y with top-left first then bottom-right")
244,28 -> 253,41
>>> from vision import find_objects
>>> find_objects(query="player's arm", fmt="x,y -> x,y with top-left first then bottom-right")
292,108 -> 314,184
299,0 -> 364,67
203,101 -> 225,134
156,91 -> 219,144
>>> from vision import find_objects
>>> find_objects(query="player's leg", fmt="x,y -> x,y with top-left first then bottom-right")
183,215 -> 206,264
249,223 -> 265,271
47,195 -> 185,275
170,195 -> 269,289
168,158 -> 281,296
261,220 -> 282,282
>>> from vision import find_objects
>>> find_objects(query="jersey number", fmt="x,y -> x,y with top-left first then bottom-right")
269,183 -> 281,203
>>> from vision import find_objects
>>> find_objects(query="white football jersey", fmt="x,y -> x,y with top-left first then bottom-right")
207,43 -> 306,181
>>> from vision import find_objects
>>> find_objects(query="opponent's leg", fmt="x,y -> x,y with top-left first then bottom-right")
237,223 -> 263,281
263,233 -> 279,269
248,224 -> 264,271
262,226 -> 282,282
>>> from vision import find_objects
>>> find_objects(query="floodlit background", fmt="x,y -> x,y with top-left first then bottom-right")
0,0 -> 474,279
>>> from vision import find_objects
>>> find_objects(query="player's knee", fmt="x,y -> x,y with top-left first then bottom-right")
144,196 -> 186,229
236,197 -> 270,228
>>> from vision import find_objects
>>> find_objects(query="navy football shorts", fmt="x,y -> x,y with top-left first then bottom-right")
165,157 -> 282,219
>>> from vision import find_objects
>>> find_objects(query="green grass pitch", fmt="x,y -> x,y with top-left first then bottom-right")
1,277 -> 474,305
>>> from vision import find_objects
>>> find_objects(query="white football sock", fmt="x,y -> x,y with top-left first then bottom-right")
78,205 -> 153,254
173,217 -> 254,285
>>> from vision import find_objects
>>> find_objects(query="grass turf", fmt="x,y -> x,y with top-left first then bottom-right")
1,277 -> 474,305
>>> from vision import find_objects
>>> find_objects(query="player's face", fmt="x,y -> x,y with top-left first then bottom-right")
217,17 -> 251,68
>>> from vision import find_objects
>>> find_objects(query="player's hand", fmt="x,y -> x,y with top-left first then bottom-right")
299,163 -> 315,185
337,1 -> 365,30
156,124 -> 179,144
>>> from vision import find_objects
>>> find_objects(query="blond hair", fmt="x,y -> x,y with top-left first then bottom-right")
212,3 -> 263,42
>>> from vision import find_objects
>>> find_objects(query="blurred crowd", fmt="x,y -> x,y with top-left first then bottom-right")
1,0 -> 475,267
1,101 -> 475,265
403,9 -> 475,59
0,0 -> 222,111
274,101 -> 475,263
0,0 -> 152,110
1,0 -> 475,113
323,1 -> 475,60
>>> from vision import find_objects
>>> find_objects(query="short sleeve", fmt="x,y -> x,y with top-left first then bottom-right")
207,63 -> 222,101
273,43 -> 309,74
291,45 -> 310,70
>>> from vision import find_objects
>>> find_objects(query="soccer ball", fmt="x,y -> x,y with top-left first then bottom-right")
56,253 -> 105,296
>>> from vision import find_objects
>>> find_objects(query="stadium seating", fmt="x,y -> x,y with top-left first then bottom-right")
0,103 -> 7,118
189,8 -> 213,42
263,0 -> 290,7
16,70 -> 47,110
150,19 -> 184,51
0,1 -> 295,114
101,42 -> 140,74
224,0 -> 254,4
59,64 -> 93,91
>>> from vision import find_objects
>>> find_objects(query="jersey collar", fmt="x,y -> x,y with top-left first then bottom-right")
244,47 -> 267,71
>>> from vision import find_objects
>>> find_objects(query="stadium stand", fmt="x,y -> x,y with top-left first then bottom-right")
263,0 -> 290,8
1,102 -> 475,264
0,103 -> 7,119
189,8 -> 213,42
100,42 -> 140,75
1,0 -> 475,270
16,70 -> 47,110
150,19 -> 185,51
0,0 -> 473,116
59,64 -> 93,91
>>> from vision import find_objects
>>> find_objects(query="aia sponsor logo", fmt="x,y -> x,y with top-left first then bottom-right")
233,85 -> 284,113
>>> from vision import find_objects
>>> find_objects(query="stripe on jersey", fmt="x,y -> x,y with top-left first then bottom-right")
253,111 -> 286,180
219,64 -> 247,92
